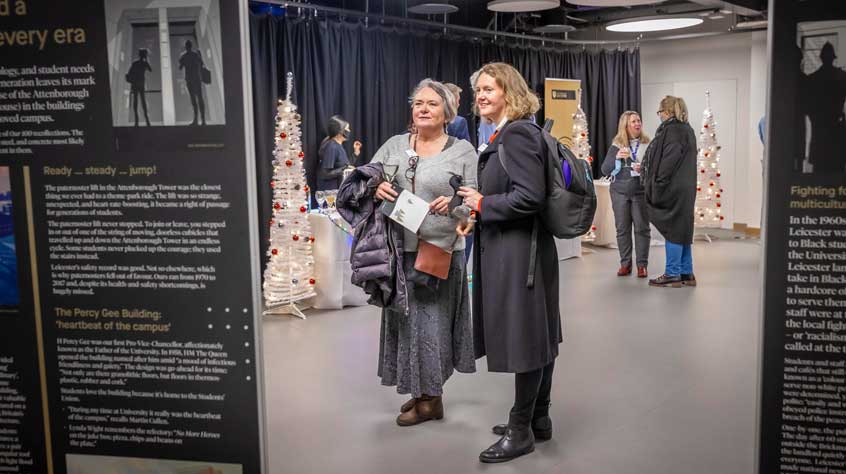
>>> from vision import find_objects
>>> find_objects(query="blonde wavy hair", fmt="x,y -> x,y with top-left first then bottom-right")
659,95 -> 689,123
612,111 -> 650,149
470,62 -> 540,121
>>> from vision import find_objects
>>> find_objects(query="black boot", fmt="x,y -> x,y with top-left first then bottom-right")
491,403 -> 552,441
480,415 -> 535,463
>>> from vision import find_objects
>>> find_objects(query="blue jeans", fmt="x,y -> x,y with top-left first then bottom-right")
664,241 -> 693,276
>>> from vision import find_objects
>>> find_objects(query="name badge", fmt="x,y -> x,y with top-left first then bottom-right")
477,143 -> 488,153
405,149 -> 418,158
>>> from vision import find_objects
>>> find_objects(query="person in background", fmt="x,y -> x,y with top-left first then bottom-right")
445,83 -> 471,142
178,40 -> 206,126
127,48 -> 152,127
316,115 -> 362,191
601,111 -> 651,278
641,96 -> 697,288
458,62 -> 561,464
371,78 -> 477,427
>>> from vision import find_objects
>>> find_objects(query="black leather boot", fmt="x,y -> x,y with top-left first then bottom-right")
491,403 -> 552,441
480,415 -> 535,463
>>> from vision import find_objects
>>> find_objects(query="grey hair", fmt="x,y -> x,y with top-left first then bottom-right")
408,78 -> 457,124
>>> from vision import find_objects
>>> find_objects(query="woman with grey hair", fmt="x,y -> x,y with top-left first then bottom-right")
369,78 -> 478,426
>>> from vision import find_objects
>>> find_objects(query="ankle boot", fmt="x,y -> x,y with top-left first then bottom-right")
491,418 -> 552,441
396,396 -> 443,426
480,415 -> 535,463
400,398 -> 417,413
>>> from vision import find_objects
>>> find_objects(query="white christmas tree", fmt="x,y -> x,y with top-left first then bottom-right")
694,91 -> 725,228
263,72 -> 316,316
573,88 -> 596,241
572,89 -> 591,162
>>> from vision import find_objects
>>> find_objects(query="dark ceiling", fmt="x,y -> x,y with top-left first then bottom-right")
263,1 -> 767,44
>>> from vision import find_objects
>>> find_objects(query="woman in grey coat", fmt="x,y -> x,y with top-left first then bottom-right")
371,79 -> 477,426
601,111 -> 651,278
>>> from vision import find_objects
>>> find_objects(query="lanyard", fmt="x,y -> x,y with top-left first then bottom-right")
487,117 -> 509,144
630,140 -> 640,162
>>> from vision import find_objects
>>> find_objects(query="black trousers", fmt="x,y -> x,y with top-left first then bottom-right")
509,360 -> 555,427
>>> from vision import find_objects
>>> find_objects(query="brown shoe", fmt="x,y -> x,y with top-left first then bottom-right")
617,265 -> 632,276
648,274 -> 683,288
397,396 -> 443,426
400,398 -> 416,413
637,266 -> 648,278
681,274 -> 697,286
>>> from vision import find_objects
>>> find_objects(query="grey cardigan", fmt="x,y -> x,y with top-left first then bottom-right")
371,134 -> 478,252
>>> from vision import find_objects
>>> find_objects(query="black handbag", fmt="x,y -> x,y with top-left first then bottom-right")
201,66 -> 212,85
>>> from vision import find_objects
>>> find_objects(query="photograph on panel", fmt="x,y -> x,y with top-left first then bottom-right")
797,20 -> 846,175
103,0 -> 226,128
0,167 -> 18,310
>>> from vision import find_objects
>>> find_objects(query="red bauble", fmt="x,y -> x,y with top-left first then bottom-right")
308,236 -> 315,243
580,132 -> 586,137
704,124 -> 709,129
309,278 -> 316,285
716,202 -> 722,208
273,202 -> 281,210
279,132 -> 287,139
271,248 -> 278,255
298,151 -> 305,158
285,160 -> 293,167
270,181 -> 275,188
716,172 -> 721,177
591,225 -> 597,231
299,206 -> 306,213
704,152 -> 710,157
303,185 -> 310,193
700,169 -> 705,174
269,219 -> 274,225
720,215 -> 725,221
292,235 -> 300,241
709,182 -> 715,187
716,193 -> 721,198
719,188 -> 724,193
697,187 -> 702,192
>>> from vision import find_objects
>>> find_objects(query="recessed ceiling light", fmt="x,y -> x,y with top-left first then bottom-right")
709,14 -> 725,20
487,0 -> 559,13
408,3 -> 459,14
720,9 -> 733,14
606,17 -> 704,33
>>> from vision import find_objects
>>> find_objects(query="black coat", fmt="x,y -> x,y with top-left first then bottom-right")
472,120 -> 561,374
642,118 -> 698,244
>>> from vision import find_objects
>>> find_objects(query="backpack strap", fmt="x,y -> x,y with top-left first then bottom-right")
495,126 -> 544,289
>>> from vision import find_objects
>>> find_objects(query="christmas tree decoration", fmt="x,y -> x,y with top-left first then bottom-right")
694,91 -> 725,229
572,89 -> 592,163
263,72 -> 316,318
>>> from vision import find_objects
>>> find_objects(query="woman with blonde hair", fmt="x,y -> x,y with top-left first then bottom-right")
601,111 -> 651,277
641,95 -> 698,288
457,62 -> 561,463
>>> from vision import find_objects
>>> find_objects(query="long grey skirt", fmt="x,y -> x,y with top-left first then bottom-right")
377,251 -> 475,397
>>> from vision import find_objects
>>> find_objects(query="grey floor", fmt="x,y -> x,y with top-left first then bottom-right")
261,240 -> 762,474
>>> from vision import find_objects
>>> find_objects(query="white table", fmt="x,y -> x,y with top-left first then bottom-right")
307,212 -> 369,310
591,179 -> 664,249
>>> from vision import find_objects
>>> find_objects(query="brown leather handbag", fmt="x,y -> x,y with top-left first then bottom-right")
414,238 -> 454,280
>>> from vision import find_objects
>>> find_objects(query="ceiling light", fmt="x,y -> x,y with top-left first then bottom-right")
606,17 -> 704,33
408,3 -> 459,15
709,15 -> 725,20
534,24 -> 577,34
568,0 -> 665,6
487,0 -> 559,13
720,9 -> 733,14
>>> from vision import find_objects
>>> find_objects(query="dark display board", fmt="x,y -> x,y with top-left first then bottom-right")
0,1 -> 264,473
759,1 -> 846,473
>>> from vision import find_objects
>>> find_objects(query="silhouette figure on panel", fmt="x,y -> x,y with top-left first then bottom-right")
126,48 -> 152,127
805,42 -> 846,174
179,40 -> 206,126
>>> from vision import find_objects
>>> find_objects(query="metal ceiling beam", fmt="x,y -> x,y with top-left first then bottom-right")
686,0 -> 765,16
254,0 -> 753,45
